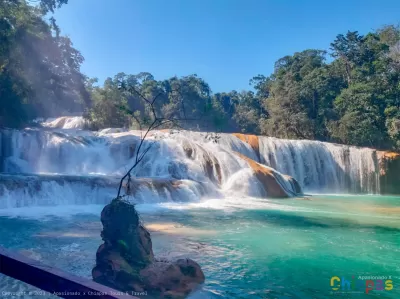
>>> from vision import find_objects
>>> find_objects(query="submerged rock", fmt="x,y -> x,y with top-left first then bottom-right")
92,198 -> 205,298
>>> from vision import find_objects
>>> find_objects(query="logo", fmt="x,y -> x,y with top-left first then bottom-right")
330,276 -> 393,294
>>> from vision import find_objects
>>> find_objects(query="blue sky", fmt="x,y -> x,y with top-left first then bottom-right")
54,0 -> 400,92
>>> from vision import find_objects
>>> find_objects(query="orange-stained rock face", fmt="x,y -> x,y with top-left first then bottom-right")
377,151 -> 400,174
377,151 -> 400,194
232,133 -> 260,160
234,152 -> 290,198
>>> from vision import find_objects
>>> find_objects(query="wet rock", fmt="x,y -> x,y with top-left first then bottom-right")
377,151 -> 400,195
140,259 -> 204,298
182,141 -> 222,185
232,133 -> 260,161
93,198 -> 205,298
235,152 -> 301,198
98,198 -> 154,267
284,175 -> 303,195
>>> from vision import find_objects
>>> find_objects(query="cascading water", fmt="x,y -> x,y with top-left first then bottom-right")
41,116 -> 89,129
257,137 -> 380,194
0,116 -> 385,209
1,117 -> 398,299
0,118 -> 300,208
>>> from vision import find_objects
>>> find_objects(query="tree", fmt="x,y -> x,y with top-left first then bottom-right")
87,73 -> 228,132
250,75 -> 271,99
299,64 -> 345,140
330,31 -> 363,84
37,0 -> 69,14
259,50 -> 328,139
3,12 -> 400,152
85,76 -> 132,129
329,83 -> 389,147
232,91 -> 264,134
0,0 -> 87,128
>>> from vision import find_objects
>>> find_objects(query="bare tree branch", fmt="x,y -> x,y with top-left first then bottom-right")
116,79 -> 215,199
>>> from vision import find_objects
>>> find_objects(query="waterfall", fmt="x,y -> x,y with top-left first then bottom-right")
0,124 -> 300,207
257,137 -> 380,194
41,116 -> 88,129
0,174 -> 212,208
0,116 -> 386,209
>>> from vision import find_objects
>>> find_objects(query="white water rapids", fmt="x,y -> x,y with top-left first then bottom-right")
0,116 -> 382,208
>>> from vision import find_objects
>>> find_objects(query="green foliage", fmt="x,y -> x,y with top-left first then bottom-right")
232,91 -> 264,134
251,27 -> 400,150
86,73 -> 233,132
85,23 -> 400,150
38,0 -> 68,14
1,4 -> 399,152
329,83 -> 389,147
258,50 -> 331,139
85,75 -> 132,129
0,0 -> 88,128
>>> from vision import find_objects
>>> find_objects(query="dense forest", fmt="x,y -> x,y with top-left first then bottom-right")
1,1 -> 400,150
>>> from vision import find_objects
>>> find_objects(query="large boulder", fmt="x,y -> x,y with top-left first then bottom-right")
92,198 -> 205,298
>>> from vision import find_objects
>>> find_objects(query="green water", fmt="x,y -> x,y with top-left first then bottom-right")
0,195 -> 399,298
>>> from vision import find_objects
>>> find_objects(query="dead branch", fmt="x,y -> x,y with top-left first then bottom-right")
116,81 -> 211,199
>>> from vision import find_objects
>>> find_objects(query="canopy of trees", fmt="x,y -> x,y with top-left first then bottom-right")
254,27 -> 400,150
1,1 -> 399,150
0,0 -> 88,127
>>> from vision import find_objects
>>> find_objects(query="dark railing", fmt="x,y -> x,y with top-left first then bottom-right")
0,246 -> 138,299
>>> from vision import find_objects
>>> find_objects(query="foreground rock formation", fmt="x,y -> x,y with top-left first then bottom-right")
92,199 -> 205,298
